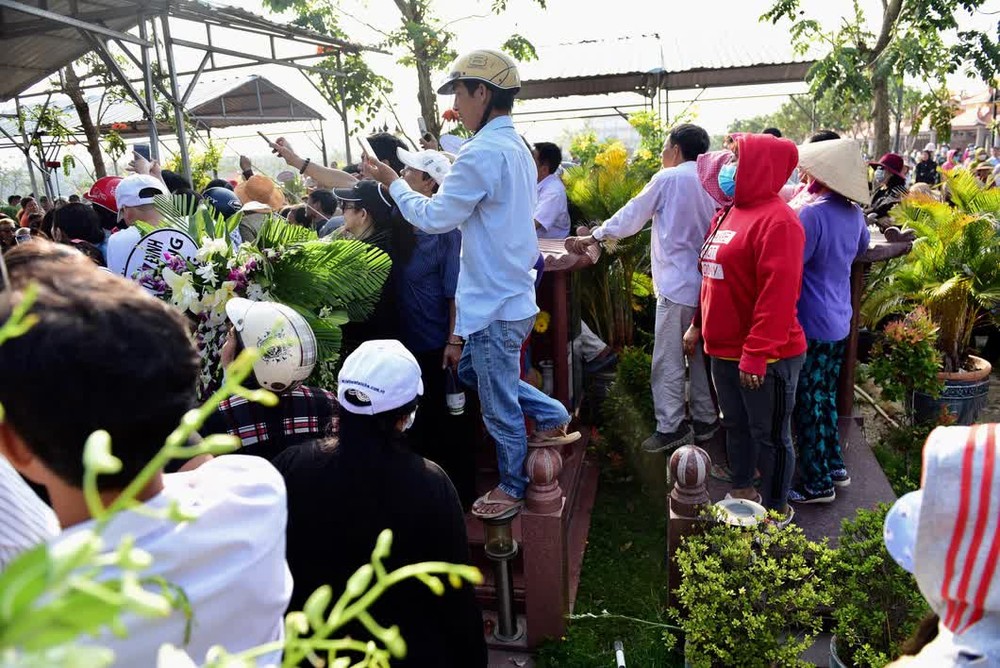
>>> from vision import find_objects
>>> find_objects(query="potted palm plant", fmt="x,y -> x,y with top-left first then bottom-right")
863,169 -> 1000,424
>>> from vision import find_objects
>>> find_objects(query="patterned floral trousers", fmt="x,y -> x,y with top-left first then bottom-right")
793,338 -> 847,491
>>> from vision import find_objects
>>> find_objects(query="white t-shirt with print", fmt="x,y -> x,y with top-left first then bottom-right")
105,226 -> 142,277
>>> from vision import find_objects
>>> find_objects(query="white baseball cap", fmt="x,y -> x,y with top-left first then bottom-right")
338,339 -> 424,415
115,174 -> 167,210
396,148 -> 453,185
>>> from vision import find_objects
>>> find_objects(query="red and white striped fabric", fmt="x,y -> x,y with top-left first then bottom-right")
889,424 -> 1000,666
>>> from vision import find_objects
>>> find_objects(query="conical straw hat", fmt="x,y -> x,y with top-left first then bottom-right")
797,138 -> 870,205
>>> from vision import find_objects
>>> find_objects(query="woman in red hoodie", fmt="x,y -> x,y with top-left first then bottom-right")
698,133 -> 806,523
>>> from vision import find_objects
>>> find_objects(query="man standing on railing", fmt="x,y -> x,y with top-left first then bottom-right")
363,49 -> 580,520
567,124 -> 719,453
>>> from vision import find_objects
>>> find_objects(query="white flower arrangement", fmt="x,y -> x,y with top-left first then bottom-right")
134,199 -> 393,397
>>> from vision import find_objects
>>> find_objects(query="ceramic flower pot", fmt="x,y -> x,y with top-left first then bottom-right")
829,635 -> 849,668
913,354 -> 992,425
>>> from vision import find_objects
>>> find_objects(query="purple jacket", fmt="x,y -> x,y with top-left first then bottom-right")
796,194 -> 870,341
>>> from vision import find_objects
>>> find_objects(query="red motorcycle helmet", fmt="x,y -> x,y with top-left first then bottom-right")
83,176 -> 123,214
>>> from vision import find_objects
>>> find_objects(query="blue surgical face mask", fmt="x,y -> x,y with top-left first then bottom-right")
718,164 -> 737,198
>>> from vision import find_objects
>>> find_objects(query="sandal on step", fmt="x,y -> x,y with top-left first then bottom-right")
471,489 -> 524,520
528,427 -> 581,447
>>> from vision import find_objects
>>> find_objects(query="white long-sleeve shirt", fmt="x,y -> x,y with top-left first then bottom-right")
389,115 -> 539,336
592,160 -> 717,307
535,173 -> 571,239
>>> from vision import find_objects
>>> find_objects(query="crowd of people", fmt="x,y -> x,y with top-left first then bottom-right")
0,48 -> 587,665
1,45 -> 998,665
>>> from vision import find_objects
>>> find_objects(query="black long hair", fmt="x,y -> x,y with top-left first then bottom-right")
328,397 -> 419,455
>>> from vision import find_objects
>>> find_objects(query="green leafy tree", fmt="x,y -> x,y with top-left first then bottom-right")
865,170 -> 1000,372
264,2 -> 394,143
20,51 -> 170,181
262,0 -> 544,140
61,59 -> 108,179
762,0 -> 1000,156
728,86 -> 913,144
163,140 -> 223,192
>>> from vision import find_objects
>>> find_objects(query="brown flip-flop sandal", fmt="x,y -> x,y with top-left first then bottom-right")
471,490 -> 524,520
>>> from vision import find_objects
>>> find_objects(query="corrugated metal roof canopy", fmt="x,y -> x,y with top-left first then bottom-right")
0,0 -> 166,101
100,75 -> 326,135
0,0 -> 370,102
517,34 -> 817,100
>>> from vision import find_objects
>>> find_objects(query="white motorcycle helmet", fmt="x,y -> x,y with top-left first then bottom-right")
225,298 -> 317,393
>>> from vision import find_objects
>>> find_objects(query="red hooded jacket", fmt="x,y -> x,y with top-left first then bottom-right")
698,133 -> 806,376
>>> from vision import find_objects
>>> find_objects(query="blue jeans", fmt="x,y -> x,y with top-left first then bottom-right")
458,316 -> 571,498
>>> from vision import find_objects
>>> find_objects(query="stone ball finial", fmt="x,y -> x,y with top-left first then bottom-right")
525,440 -> 565,514
669,445 -> 711,516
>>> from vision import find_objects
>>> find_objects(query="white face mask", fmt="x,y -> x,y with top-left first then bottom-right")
874,167 -> 887,185
401,409 -> 417,432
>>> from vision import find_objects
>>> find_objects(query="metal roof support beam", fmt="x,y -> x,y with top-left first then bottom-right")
169,38 -> 346,77
168,8 -> 363,53
334,52 -> 351,165
0,0 -> 152,47
10,97 -> 39,196
0,6 -> 140,39
80,30 -> 151,117
191,115 -> 327,123
111,38 -> 176,104
14,52 -> 346,102
137,16 -> 159,160
181,52 -> 211,106
159,13 -> 190,182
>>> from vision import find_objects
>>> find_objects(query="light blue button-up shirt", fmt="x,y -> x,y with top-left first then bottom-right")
389,115 -> 539,337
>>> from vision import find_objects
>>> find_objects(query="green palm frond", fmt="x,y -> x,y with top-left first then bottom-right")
945,169 -> 983,212
875,169 -> 1000,370
291,307 -> 349,362
151,195 -> 220,241
256,215 -> 317,249
268,239 -> 392,322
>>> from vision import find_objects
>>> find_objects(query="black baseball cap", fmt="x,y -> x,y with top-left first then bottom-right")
333,180 -> 394,226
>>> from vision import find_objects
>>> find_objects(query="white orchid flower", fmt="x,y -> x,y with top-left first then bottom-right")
162,268 -> 201,313
199,280 -> 238,325
195,261 -> 219,288
197,236 -> 229,261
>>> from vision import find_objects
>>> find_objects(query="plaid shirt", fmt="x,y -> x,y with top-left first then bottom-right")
204,386 -> 339,460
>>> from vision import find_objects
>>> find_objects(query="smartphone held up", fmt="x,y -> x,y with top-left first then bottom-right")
357,135 -> 376,161
417,117 -> 433,141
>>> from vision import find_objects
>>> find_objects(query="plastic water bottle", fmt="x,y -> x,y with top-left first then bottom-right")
445,367 -> 465,415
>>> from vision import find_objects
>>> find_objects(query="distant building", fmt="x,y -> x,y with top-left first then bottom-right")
901,89 -> 997,151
